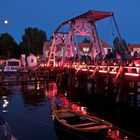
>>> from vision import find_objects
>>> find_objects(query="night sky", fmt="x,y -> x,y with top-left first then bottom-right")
0,0 -> 140,44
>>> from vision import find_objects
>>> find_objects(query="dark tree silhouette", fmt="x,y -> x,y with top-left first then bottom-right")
113,37 -> 120,52
113,37 -> 128,53
0,33 -> 19,58
19,27 -> 47,56
121,39 -> 128,51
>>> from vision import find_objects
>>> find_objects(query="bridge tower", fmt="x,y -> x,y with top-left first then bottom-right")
47,10 -> 114,67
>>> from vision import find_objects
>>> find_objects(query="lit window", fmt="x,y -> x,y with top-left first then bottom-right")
83,47 -> 89,52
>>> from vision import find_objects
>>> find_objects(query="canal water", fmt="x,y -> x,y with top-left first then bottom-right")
0,81 -> 140,140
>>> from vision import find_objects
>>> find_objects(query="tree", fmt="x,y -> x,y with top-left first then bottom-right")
121,39 -> 128,51
0,33 -> 18,59
113,37 -> 128,53
19,27 -> 47,56
113,37 -> 120,52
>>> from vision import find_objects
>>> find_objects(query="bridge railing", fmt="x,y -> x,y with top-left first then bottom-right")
55,58 -> 140,82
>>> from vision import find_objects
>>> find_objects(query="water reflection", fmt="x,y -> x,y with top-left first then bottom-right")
49,82 -> 139,140
2,96 -> 9,112
0,80 -> 139,140
0,82 -> 59,140
54,126 -> 105,140
0,87 -> 11,96
21,83 -> 47,107
48,82 -> 57,98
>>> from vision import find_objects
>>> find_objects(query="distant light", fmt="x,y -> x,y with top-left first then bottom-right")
4,20 -> 8,25
83,47 -> 89,52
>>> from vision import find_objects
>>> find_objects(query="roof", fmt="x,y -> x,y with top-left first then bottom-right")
101,40 -> 112,48
67,10 -> 113,22
55,10 -> 113,33
7,58 -> 20,62
128,44 -> 140,49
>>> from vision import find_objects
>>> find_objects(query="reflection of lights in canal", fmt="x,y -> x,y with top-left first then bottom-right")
2,96 -> 9,112
37,83 -> 40,90
64,91 -> 67,96
45,90 -> 48,97
48,82 -> 57,98
80,106 -> 87,115
52,114 -> 55,120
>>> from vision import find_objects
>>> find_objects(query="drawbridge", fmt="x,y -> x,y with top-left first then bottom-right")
47,10 -> 140,82
47,10 -> 118,67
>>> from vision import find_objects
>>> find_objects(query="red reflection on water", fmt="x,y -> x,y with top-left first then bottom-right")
47,82 -> 57,98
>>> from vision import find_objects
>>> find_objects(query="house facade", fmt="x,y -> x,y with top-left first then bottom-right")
43,40 -> 112,59
128,44 -> 140,55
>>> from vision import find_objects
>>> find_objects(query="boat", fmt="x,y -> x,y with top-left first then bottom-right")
0,58 -> 21,74
0,114 -> 17,140
52,109 -> 112,134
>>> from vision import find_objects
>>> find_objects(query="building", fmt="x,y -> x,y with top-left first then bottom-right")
101,40 -> 112,54
43,40 -> 112,59
43,42 -> 51,58
128,44 -> 140,55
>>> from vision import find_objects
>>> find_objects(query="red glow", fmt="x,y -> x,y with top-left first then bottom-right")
125,73 -> 139,77
71,104 -> 81,112
80,107 -> 87,115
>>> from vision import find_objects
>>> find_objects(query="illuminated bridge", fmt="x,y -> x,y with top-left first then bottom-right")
47,10 -> 115,66
46,10 -> 140,82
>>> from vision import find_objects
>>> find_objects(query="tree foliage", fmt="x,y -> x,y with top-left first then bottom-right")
19,27 -> 47,56
113,37 -> 128,53
113,37 -> 120,52
121,39 -> 128,51
0,33 -> 19,59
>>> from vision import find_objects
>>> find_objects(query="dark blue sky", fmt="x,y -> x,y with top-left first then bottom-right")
0,0 -> 140,44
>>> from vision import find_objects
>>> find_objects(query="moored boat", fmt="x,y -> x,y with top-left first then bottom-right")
0,58 -> 21,74
52,109 -> 112,134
